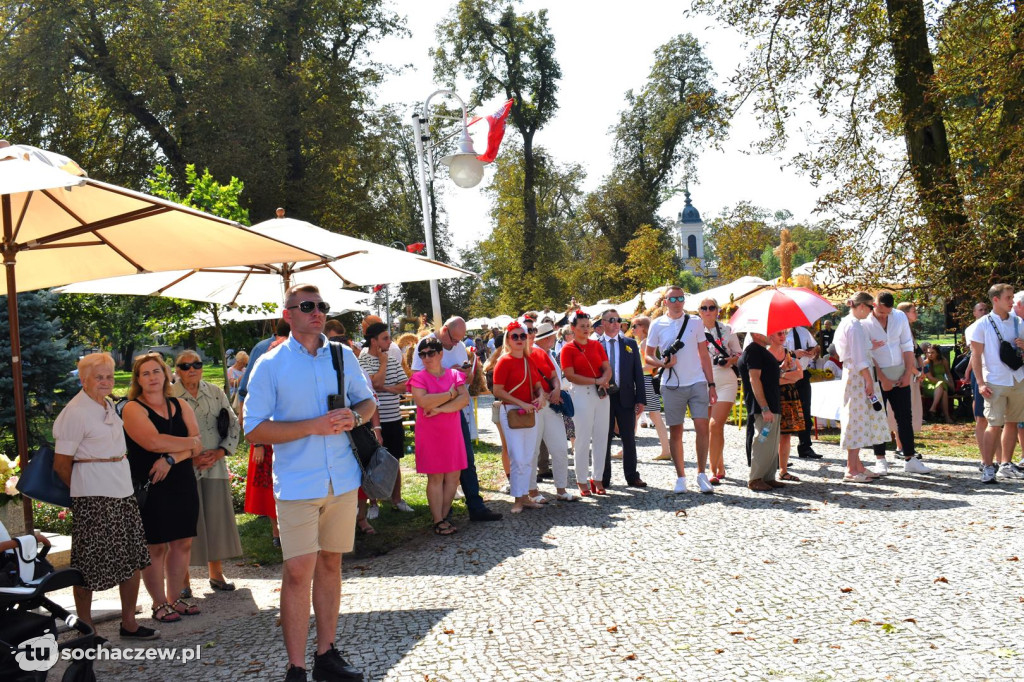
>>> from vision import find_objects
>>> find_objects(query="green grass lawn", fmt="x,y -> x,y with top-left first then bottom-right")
816,421 -> 978,460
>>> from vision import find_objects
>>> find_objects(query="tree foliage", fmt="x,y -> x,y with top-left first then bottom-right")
688,0 -> 1024,310
433,0 -> 561,285
622,224 -> 678,292
0,0 -> 407,230
0,291 -> 78,457
587,34 -> 727,259
705,203 -> 831,282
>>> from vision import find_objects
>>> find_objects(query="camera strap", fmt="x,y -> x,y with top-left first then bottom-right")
705,322 -> 729,359
662,314 -> 690,385
329,341 -> 347,408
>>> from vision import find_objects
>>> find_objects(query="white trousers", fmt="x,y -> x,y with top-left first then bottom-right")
532,405 -> 569,489
499,405 -> 540,498
569,384 -> 611,484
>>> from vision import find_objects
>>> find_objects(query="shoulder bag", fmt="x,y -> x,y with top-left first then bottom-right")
541,350 -> 574,418
330,341 -> 399,500
503,355 -> 536,429
988,315 -> 1024,371
16,443 -> 72,508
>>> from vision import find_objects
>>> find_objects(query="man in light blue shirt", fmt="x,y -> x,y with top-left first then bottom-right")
245,284 -> 374,682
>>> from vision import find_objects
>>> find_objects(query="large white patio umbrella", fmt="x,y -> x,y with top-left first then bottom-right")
686,276 -> 772,312
59,216 -> 477,306
0,143 -> 323,531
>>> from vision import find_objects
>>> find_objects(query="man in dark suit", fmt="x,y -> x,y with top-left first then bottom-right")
600,309 -> 648,488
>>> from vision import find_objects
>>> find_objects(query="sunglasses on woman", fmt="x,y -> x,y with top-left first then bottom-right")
699,305 -> 718,311
508,333 -> 528,341
417,349 -> 438,358
287,300 -> 331,314
177,361 -> 203,371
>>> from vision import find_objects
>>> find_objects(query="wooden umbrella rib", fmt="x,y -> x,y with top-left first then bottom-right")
10,188 -> 33,245
26,199 -> 169,247
155,270 -> 201,295
30,241 -> 105,249
292,258 -> 336,274
91,228 -> 147,273
323,261 -> 356,287
229,269 -> 253,307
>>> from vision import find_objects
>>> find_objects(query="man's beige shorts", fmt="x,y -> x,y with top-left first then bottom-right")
276,487 -> 358,561
983,379 -> 1024,427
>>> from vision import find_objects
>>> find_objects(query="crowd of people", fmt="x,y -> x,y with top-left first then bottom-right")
47,280 -> 1024,682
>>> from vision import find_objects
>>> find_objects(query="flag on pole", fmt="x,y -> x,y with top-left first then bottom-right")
467,98 -> 514,164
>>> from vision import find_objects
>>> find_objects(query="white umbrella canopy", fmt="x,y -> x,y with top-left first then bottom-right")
184,297 -> 372,330
686,276 -> 772,312
0,143 -> 324,532
59,216 -> 476,306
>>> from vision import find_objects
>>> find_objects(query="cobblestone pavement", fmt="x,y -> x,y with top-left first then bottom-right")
85,398 -> 1024,681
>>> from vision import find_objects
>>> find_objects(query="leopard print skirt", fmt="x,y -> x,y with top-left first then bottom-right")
71,495 -> 151,592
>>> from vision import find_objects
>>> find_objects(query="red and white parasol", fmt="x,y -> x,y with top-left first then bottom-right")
728,287 -> 837,336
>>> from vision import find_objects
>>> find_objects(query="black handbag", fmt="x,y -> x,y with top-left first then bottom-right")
216,407 -> 231,439
329,342 -> 400,500
133,478 -> 151,509
16,444 -> 72,508
988,316 -> 1024,371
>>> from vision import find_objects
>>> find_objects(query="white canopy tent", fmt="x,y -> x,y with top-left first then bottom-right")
686,276 -> 772,311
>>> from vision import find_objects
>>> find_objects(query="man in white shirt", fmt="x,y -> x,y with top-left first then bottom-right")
968,283 -> 1024,483
644,286 -> 718,494
783,327 -> 821,459
413,317 -> 503,521
862,292 -> 931,475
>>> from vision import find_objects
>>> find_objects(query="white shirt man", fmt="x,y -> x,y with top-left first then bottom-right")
861,296 -> 929,474
968,284 -> 1024,483
783,327 -> 819,370
644,287 -> 717,494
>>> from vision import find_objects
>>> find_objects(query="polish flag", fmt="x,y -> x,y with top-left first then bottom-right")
468,98 -> 514,164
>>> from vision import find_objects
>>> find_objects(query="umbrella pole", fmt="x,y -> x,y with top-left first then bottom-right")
211,304 -> 228,387
2,194 -> 33,533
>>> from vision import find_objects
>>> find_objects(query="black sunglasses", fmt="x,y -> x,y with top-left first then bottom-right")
699,305 -> 718,311
508,333 -> 528,341
525,327 -> 537,334
177,361 -> 203,371
287,300 -> 331,314
418,349 -> 438,359
667,296 -> 685,303
604,317 -> 622,324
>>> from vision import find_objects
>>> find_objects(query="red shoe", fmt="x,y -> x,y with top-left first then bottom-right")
577,482 -> 592,497
589,479 -> 607,495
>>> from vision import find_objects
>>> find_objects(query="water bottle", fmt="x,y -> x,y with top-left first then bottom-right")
755,423 -> 772,443
868,394 -> 883,412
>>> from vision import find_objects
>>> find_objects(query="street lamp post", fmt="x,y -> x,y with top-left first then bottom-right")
411,89 -> 484,327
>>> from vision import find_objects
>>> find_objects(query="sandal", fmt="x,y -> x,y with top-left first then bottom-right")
152,603 -> 181,623
172,598 -> 201,616
433,520 -> 457,536
209,577 -> 236,591
357,520 -> 377,535
779,472 -> 801,482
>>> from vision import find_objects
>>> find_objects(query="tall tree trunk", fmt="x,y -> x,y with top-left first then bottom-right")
885,0 -> 970,290
521,132 -> 539,279
281,1 -> 307,215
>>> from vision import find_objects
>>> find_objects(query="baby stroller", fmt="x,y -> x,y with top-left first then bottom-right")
0,520 -> 96,681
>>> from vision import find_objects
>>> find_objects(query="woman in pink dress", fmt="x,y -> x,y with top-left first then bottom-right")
407,337 -> 469,535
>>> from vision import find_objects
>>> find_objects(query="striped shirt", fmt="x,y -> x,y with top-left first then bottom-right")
358,353 -> 406,422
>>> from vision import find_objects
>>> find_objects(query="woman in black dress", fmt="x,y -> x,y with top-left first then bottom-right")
122,353 -> 203,623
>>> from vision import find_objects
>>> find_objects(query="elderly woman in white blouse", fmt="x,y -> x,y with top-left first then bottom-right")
53,353 -> 157,641
834,292 -> 891,482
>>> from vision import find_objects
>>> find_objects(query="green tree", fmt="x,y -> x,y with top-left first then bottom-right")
0,291 -> 78,457
587,34 -> 727,259
0,1 -> 406,231
622,224 -> 678,292
433,0 -> 561,286
687,0 -> 1021,305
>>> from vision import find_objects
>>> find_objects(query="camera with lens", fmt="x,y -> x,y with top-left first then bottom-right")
666,339 -> 685,355
715,356 -> 730,367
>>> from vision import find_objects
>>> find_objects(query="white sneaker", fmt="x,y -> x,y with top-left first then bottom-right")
454,486 -> 466,499
872,459 -> 890,476
673,476 -> 688,493
998,463 -> 1024,479
981,465 -> 998,484
904,457 -> 934,475
499,482 -> 511,494
366,505 -> 379,520
696,472 -> 714,494
393,499 -> 415,512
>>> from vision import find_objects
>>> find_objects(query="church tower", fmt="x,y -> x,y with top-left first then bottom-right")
675,188 -> 706,272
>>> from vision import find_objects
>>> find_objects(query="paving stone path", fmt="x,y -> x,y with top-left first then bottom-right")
83,397 -> 1024,681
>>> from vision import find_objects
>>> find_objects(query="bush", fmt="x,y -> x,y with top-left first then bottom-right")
34,501 -> 73,535
226,457 -> 248,513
